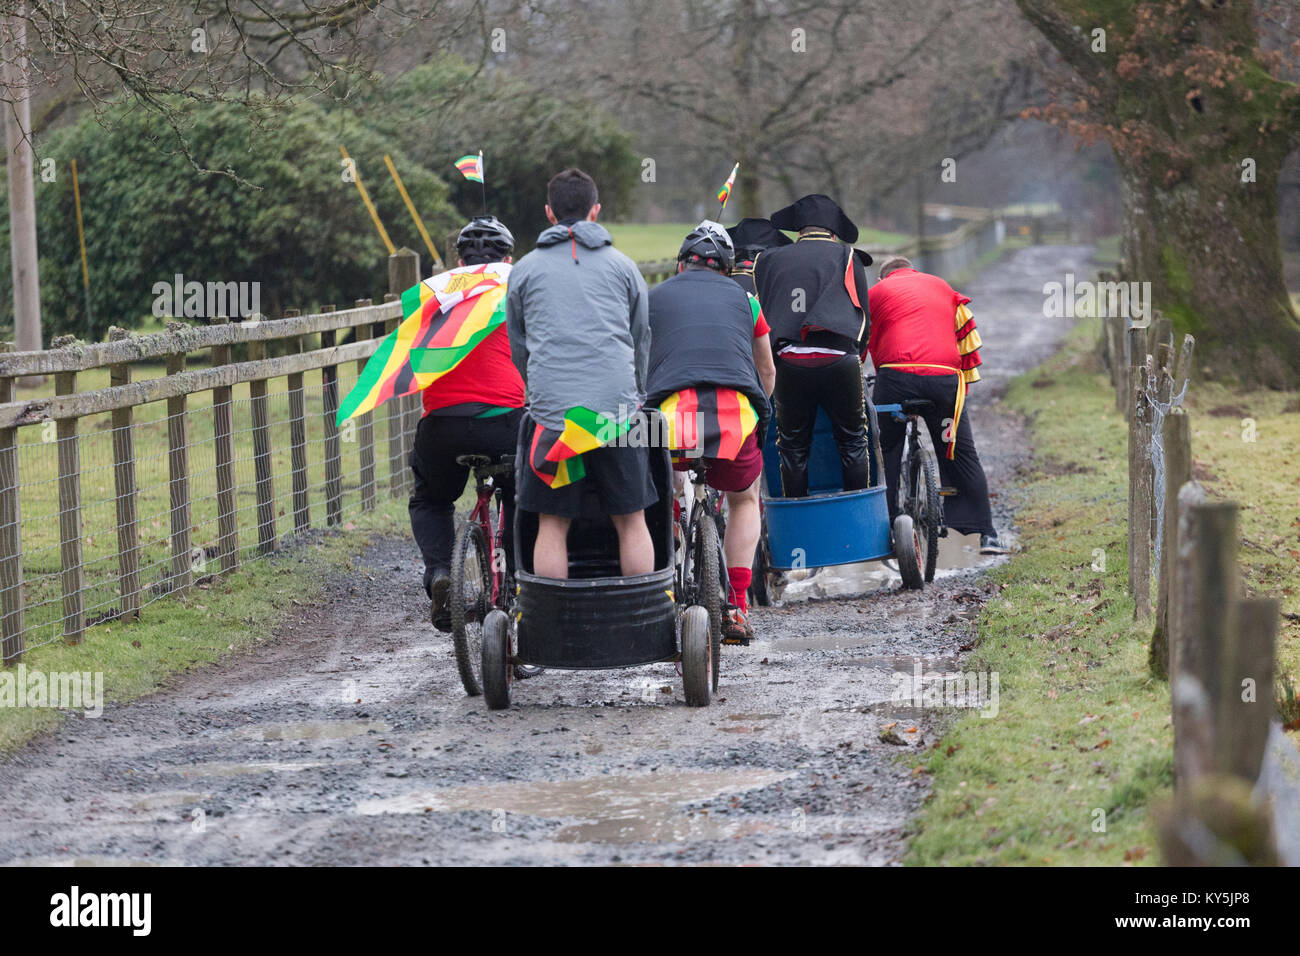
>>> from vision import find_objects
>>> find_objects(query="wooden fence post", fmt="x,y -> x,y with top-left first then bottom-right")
55,370 -> 85,643
283,308 -> 310,534
1218,596 -> 1277,782
1127,362 -> 1152,618
1172,488 -> 1237,787
356,298 -> 378,511
249,330 -> 277,554
165,351 -> 192,592
108,336 -> 140,620
0,368 -> 24,663
1172,334 -> 1195,399
211,317 -> 238,574
1150,410 -> 1190,678
321,313 -> 343,527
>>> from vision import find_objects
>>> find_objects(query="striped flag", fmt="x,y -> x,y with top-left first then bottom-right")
659,387 -> 758,462
529,407 -> 636,488
336,262 -> 509,424
454,151 -> 484,184
716,163 -> 739,208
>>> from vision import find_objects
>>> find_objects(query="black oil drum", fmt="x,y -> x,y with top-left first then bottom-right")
514,568 -> 678,669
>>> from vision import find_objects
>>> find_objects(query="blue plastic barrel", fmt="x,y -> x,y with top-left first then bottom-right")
763,485 -> 892,569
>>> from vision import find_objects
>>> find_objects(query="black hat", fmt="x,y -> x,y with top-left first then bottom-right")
769,194 -> 859,244
726,218 -> 792,259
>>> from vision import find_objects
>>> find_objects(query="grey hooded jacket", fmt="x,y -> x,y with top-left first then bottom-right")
506,220 -> 650,431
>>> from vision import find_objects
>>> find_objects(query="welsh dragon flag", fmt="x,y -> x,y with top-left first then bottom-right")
337,262 -> 510,424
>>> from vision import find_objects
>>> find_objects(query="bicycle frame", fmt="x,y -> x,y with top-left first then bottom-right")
469,474 -> 508,610
675,468 -> 728,609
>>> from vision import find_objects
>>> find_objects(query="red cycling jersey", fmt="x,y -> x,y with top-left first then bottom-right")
866,268 -> 971,375
422,324 -> 525,415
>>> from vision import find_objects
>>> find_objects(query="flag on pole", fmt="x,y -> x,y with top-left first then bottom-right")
336,262 -> 510,424
716,163 -> 739,209
455,151 -> 484,184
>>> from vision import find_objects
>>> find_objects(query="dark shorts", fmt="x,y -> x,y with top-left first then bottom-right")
517,442 -> 659,519
672,430 -> 762,492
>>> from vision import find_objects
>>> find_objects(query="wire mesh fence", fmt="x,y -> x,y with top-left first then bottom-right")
0,281 -> 421,664
0,359 -> 417,657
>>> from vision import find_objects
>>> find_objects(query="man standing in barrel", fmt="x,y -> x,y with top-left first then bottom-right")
753,194 -> 871,497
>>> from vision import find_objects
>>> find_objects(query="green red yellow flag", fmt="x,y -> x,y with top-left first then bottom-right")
336,262 -> 509,424
658,387 -> 758,463
529,407 -> 637,488
455,151 -> 484,184
716,163 -> 739,209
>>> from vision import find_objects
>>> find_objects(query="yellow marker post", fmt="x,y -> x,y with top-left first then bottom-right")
70,159 -> 93,333
384,154 -> 444,271
339,145 -> 396,255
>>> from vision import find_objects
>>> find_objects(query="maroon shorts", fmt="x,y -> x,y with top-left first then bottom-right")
672,430 -> 762,492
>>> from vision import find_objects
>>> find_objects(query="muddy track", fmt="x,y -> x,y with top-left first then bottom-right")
0,245 -> 1095,866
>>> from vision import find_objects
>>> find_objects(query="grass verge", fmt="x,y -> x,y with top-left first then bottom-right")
0,497 -> 411,752
905,314 -> 1298,866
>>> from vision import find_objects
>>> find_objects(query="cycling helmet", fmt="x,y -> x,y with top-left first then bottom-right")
676,219 -> 735,273
456,216 -> 515,264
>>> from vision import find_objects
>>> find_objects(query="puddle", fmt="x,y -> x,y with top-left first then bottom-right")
356,768 -> 796,844
130,791 -> 209,810
181,760 -> 332,777
234,720 -> 389,741
3,855 -> 177,867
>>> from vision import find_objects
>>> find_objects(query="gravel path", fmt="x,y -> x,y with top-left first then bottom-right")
0,245 -> 1094,866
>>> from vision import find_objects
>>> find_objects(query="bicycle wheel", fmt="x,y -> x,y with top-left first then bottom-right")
909,448 -> 941,583
450,521 -> 491,696
750,523 -> 772,608
690,504 -> 724,682
894,514 -> 924,590
481,609 -> 511,711
680,605 -> 711,707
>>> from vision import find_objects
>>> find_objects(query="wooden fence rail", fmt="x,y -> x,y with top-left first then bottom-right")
0,253 -> 420,663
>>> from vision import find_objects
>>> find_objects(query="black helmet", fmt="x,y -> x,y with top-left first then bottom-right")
677,219 -> 734,272
456,216 -> 515,263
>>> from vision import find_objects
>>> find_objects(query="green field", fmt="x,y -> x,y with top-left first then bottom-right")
605,221 -> 911,264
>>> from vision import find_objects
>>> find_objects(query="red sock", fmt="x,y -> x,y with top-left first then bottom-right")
727,566 -> 752,613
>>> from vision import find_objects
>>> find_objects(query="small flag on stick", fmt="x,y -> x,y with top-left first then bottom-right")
717,162 -> 739,211
455,150 -> 487,214
454,151 -> 484,183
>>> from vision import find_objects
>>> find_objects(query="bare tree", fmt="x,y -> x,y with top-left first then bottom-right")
1018,0 -> 1300,386
542,0 -> 1042,221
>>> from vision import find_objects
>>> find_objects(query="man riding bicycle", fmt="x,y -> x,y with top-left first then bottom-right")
865,255 -> 1008,554
646,221 -> 776,642
408,216 -> 525,630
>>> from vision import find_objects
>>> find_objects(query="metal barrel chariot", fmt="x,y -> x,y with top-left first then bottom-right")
478,413 -> 715,709
753,385 -> 939,601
